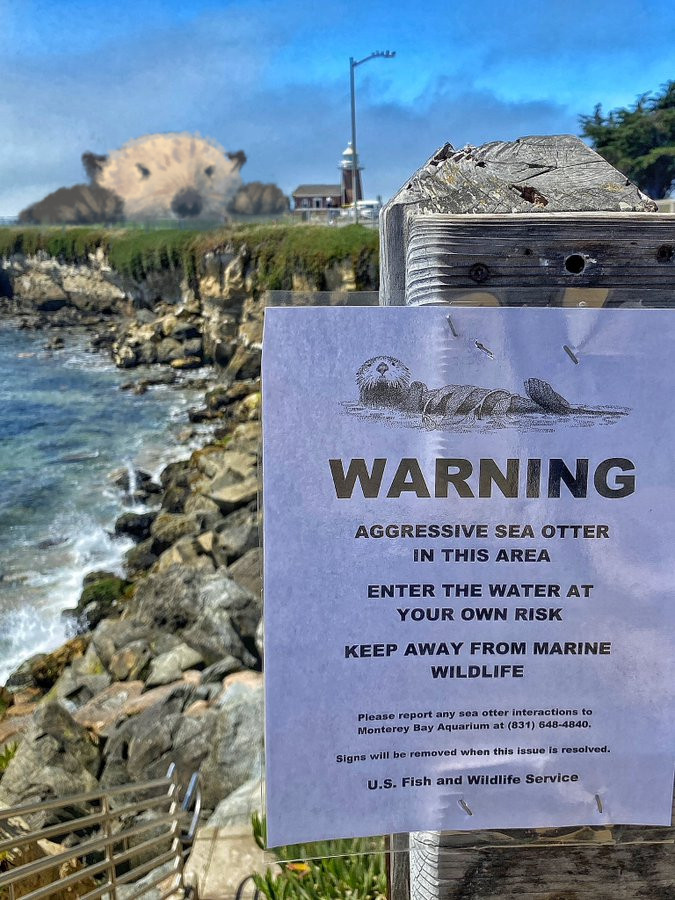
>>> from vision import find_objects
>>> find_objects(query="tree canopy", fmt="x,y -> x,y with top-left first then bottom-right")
580,82 -> 675,199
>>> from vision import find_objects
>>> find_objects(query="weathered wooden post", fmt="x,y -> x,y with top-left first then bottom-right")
380,134 -> 675,899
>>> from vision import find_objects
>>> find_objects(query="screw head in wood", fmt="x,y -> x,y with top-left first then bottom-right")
469,263 -> 489,283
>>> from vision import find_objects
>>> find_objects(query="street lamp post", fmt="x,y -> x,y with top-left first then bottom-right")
349,50 -> 395,224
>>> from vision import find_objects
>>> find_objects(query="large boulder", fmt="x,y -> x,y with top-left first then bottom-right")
28,636 -> 90,690
91,619 -> 181,672
145,644 -> 204,688
206,776 -> 263,829
199,673 -> 264,810
66,575 -> 130,631
101,686 -> 217,801
227,546 -> 262,597
0,703 -> 100,824
212,506 -> 258,567
129,566 -> 260,666
115,510 -> 156,541
150,511 -> 203,554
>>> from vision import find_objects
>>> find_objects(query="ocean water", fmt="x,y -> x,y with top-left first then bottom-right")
0,326 -> 207,683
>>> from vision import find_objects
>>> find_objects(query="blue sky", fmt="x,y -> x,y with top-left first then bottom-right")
1,0 -> 674,214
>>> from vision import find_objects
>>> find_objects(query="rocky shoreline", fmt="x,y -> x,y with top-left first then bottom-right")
0,335 -> 266,831
0,228 -> 378,887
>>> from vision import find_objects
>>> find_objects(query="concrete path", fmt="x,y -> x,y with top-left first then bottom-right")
185,825 -> 278,899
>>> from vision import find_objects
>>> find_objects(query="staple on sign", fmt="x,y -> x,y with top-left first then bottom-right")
563,345 -> 579,365
446,314 -> 458,337
595,794 -> 603,813
475,341 -> 494,359
458,798 -> 473,816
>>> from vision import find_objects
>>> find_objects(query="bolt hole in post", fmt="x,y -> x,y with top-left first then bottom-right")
656,244 -> 673,263
564,254 -> 586,274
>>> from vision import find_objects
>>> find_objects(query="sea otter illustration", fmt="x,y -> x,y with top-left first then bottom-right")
356,355 -> 573,418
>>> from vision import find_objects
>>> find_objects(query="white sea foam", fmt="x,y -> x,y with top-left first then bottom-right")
0,515 -> 133,683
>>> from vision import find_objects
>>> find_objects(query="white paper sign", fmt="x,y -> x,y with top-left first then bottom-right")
263,307 -> 675,846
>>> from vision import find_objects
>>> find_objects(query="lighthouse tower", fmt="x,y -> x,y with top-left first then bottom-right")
340,142 -> 363,207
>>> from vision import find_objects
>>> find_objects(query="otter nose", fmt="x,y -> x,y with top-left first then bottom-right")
376,362 -> 389,375
171,187 -> 204,218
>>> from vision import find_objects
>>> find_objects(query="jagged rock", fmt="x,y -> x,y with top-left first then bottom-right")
202,450 -> 257,506
169,320 -> 201,341
124,538 -> 158,577
188,405 -> 225,424
29,636 -> 89,690
101,686 -> 217,801
208,477 -> 257,513
196,531 -> 215,554
200,656 -> 243,684
0,684 -> 12,711
53,668 -> 111,708
154,537 -> 215,573
228,547 -> 262,598
0,703 -> 100,822
4,654 -> 44,692
0,714 -> 30,751
44,334 -> 65,350
224,421 -> 261,455
150,511 -> 203,554
117,860 -> 178,899
129,566 -> 260,666
212,507 -> 258,567
73,681 -> 145,734
205,385 -> 230,410
122,674 -> 200,717
110,467 -> 154,493
160,459 -> 190,488
158,460 -> 191,513
183,493 -> 222,519
115,510 -> 156,541
170,356 -> 202,370
224,345 -> 261,382
66,575 -> 130,631
155,337 -> 183,363
91,619 -> 180,670
109,639 -> 153,681
206,776 -> 263,829
146,644 -> 205,687
4,701 -> 38,720
182,338 -> 203,358
200,674 -> 264,810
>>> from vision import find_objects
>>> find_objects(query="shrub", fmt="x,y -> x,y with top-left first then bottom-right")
0,224 -> 380,290
251,814 -> 387,900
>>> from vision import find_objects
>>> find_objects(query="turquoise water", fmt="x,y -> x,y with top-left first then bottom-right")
0,326 -> 205,682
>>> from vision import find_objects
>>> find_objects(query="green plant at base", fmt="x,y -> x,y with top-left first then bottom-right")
0,743 -> 18,776
251,814 -> 387,900
79,576 -> 129,609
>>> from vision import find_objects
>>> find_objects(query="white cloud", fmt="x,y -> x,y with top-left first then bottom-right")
0,0 -> 664,214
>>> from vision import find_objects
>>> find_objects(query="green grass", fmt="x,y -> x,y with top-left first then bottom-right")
0,224 -> 379,290
0,226 -> 110,262
251,814 -> 387,900
223,223 -> 379,290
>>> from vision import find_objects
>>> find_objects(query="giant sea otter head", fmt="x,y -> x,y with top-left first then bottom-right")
356,356 -> 411,407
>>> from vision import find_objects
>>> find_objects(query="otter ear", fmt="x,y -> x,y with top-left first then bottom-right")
82,152 -> 108,183
136,163 -> 151,179
226,150 -> 247,171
